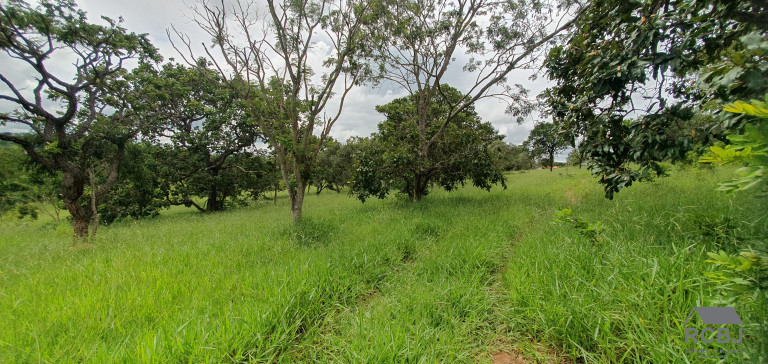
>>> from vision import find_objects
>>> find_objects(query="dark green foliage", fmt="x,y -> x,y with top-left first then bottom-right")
0,143 -> 30,215
133,62 -> 271,212
98,142 -> 167,224
0,141 -> 62,220
525,122 -> 569,171
311,137 -> 355,194
544,0 -> 768,198
154,146 -> 277,213
352,86 -> 506,202
0,0 -> 160,238
487,141 -> 536,171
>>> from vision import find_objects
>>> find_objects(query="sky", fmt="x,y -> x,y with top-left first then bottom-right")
1,0 -> 569,159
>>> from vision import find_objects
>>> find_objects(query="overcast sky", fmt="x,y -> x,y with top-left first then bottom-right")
2,0 -> 567,156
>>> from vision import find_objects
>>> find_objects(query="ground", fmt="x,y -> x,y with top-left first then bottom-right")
0,167 -> 765,362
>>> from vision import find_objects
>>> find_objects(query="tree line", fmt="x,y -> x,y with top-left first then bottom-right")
1,0 -> 579,239
2,0 -> 764,240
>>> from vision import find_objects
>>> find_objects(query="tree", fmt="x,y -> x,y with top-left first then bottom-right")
352,86 -> 506,201
566,146 -> 584,168
132,61 -> 267,212
0,0 -> 159,239
488,141 -> 536,171
544,0 -> 768,197
0,141 -> 61,220
526,122 -> 569,171
311,137 -> 355,194
97,142 -> 167,224
362,0 -> 587,193
173,0 -> 373,222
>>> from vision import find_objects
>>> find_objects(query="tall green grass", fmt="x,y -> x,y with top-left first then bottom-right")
0,167 -> 765,362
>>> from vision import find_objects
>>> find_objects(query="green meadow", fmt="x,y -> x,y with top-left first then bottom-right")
1,167 -> 766,363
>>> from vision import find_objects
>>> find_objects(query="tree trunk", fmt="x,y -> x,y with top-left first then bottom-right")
206,168 -> 222,212
62,170 -> 91,241
274,145 -> 307,223
549,150 -> 555,171
290,182 -> 305,222
274,183 -> 278,205
207,185 -> 220,212
413,173 -> 428,201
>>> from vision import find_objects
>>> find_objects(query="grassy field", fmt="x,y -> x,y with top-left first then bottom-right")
1,167 -> 766,363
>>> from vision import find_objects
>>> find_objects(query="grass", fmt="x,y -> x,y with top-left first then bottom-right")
0,167 -> 766,362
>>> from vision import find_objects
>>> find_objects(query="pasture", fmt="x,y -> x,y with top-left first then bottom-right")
1,167 -> 766,362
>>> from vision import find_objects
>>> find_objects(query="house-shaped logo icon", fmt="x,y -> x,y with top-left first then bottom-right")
684,306 -> 743,345
684,307 -> 742,325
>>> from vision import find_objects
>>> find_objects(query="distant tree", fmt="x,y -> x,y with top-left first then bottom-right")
488,141 -> 536,171
312,137 -> 355,194
526,122 -> 569,171
155,146 -> 276,212
0,1 -> 159,239
566,147 -> 584,168
508,144 -> 537,171
352,86 -> 506,201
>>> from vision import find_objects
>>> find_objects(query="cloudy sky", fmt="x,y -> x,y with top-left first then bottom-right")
2,0 -> 562,150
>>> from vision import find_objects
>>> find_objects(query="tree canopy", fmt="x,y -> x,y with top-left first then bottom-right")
525,122 -> 569,172
0,0 -> 160,238
352,86 -> 506,201
544,0 -> 768,197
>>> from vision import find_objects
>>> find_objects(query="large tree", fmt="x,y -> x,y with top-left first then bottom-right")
363,0 -> 587,193
544,0 -> 768,197
173,0 -> 373,222
352,86 -> 506,201
525,122 -> 569,171
133,61 -> 267,212
0,0 -> 159,239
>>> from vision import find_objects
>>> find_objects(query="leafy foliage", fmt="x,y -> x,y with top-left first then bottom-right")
544,0 -> 768,198
182,0 -> 373,222
705,249 -> 768,303
311,138 -> 356,194
700,94 -> 768,195
97,142 -> 167,224
487,141 -> 536,171
525,122 -> 569,171
0,141 -> 62,221
131,62 -> 270,212
0,0 -> 160,238
352,86 -> 506,201
553,208 -> 608,243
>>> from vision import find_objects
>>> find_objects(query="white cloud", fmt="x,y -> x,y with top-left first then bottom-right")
2,0 -> 556,145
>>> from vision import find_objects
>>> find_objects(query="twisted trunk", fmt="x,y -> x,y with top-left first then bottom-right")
62,170 -> 91,241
